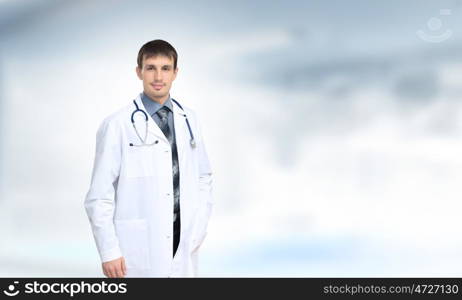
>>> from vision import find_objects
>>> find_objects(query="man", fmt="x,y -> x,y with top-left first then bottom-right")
84,40 -> 213,277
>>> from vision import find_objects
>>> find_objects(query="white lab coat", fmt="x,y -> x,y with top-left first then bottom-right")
84,94 -> 213,277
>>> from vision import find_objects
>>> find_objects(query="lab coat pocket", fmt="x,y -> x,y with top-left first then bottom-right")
114,219 -> 151,270
125,147 -> 156,178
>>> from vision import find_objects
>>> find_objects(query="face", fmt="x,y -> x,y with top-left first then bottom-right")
136,55 -> 178,104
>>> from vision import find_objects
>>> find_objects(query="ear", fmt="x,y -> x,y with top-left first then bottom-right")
135,66 -> 142,80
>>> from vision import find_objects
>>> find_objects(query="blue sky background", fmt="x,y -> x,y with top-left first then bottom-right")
1,0 -> 462,277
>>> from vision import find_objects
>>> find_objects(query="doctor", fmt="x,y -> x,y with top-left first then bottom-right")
84,39 -> 214,277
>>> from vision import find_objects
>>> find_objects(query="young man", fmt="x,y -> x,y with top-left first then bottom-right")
84,40 -> 213,277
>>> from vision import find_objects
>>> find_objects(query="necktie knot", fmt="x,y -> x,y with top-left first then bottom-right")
156,106 -> 170,121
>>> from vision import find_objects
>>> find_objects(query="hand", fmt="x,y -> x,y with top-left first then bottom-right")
102,257 -> 127,278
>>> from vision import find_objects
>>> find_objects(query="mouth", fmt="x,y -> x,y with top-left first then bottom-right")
151,83 -> 164,90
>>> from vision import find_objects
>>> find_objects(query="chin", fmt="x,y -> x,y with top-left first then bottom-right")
153,91 -> 167,97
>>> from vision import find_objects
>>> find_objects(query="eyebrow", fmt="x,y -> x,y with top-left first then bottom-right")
145,64 -> 172,68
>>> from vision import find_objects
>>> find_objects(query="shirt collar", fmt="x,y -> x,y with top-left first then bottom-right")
141,92 -> 173,116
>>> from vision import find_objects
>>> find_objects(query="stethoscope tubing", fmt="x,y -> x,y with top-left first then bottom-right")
130,98 -> 196,148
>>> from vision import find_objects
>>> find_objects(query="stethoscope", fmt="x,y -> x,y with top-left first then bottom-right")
129,98 -> 196,148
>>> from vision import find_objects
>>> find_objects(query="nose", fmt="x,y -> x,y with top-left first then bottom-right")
154,70 -> 163,81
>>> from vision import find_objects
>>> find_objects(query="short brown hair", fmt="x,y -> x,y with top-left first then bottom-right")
137,39 -> 178,69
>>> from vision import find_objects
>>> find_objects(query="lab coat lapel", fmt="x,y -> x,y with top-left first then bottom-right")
134,95 -> 169,144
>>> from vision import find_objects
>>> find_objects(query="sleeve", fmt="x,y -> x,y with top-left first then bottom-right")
191,113 -> 214,252
84,118 -> 123,263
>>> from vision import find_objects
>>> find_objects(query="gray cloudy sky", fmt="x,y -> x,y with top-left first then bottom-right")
1,0 -> 462,276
